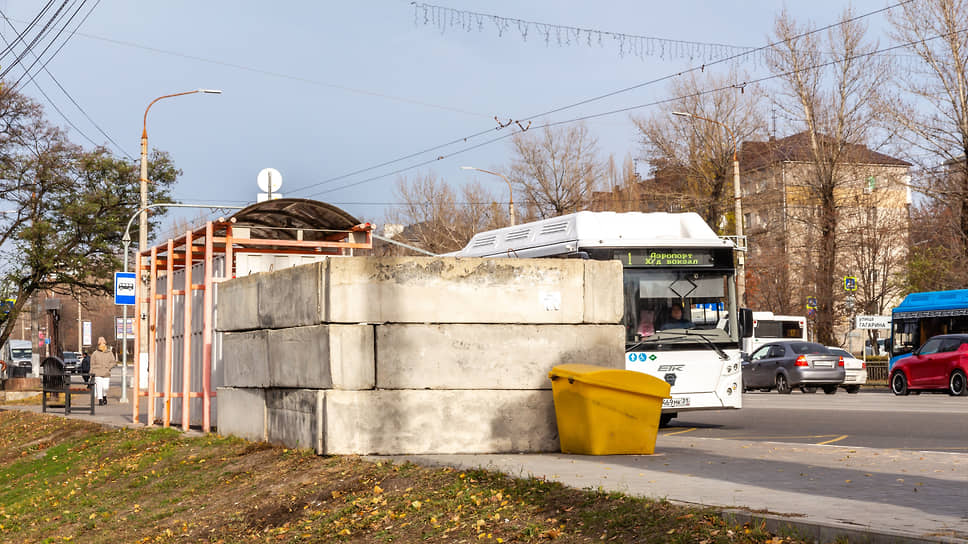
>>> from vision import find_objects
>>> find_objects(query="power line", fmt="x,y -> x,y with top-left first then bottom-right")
43,26 -> 489,118
0,0 -> 69,81
0,1 -> 54,62
8,0 -> 88,92
0,2 -> 133,159
286,0 -> 915,197
304,15 -> 954,201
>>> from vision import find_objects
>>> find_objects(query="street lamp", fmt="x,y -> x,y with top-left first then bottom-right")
672,111 -> 745,306
461,166 -> 515,226
137,89 -> 221,400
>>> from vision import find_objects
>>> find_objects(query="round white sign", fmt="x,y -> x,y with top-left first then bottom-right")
257,168 -> 283,192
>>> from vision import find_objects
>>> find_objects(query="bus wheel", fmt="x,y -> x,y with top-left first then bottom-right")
659,413 -> 675,427
949,370 -> 967,397
800,386 -> 817,394
775,374 -> 792,394
891,372 -> 909,396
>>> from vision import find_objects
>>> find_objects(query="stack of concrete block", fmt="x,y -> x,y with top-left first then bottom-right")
216,256 -> 624,455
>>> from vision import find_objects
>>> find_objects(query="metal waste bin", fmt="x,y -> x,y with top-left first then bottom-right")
548,363 -> 671,455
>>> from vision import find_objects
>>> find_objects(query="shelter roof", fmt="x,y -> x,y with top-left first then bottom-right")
227,198 -> 363,241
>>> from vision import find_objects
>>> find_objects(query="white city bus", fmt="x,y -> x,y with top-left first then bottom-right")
744,312 -> 808,354
453,211 -> 743,426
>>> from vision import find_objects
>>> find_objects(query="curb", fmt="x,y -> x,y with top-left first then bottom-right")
720,509 -> 966,544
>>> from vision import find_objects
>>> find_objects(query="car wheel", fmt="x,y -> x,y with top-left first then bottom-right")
800,386 -> 817,394
949,370 -> 968,397
822,385 -> 838,394
775,374 -> 792,394
891,372 -> 909,396
659,413 -> 675,428
844,385 -> 861,394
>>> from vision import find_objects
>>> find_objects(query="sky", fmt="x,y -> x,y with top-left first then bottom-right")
0,0 -> 900,236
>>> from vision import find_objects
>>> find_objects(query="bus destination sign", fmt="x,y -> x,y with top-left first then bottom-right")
618,249 -> 714,267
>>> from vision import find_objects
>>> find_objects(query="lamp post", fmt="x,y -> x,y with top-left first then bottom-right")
137,89 -> 221,400
460,166 -> 515,226
672,111 -> 745,306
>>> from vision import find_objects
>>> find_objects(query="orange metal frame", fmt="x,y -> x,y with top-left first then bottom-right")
132,219 -> 372,431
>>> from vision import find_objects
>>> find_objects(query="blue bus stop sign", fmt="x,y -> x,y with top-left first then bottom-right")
115,272 -> 136,305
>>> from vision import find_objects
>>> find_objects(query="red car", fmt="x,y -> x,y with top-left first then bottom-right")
890,334 -> 968,396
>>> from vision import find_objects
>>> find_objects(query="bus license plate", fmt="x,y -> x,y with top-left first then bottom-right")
663,397 -> 690,408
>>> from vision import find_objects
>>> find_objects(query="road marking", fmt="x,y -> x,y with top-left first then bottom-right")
663,427 -> 696,436
815,434 -> 848,445
691,434 -> 840,440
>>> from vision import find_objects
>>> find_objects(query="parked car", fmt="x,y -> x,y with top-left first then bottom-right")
61,351 -> 79,373
826,346 -> 867,393
2,339 -> 33,378
890,334 -> 968,396
742,341 -> 845,394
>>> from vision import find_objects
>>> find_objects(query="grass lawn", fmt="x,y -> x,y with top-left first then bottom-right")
0,410 -> 810,543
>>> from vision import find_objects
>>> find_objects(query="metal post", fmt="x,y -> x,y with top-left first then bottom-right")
182,230 -> 193,431
202,222 -> 214,432
164,239 -> 174,427
131,240 -> 140,423
147,246 -> 158,426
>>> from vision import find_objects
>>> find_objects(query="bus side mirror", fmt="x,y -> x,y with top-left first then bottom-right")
739,308 -> 753,339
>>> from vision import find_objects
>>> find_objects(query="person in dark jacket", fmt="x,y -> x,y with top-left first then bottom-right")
79,351 -> 91,383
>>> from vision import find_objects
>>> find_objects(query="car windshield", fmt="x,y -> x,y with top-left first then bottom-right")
623,269 -> 732,343
789,342 -> 828,355
11,348 -> 30,358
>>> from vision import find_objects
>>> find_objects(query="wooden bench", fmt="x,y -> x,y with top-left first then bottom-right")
41,357 -> 95,415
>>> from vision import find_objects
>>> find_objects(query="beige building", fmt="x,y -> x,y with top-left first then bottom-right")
740,133 -> 911,350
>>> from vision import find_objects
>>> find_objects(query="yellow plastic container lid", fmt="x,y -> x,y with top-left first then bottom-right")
548,363 -> 670,399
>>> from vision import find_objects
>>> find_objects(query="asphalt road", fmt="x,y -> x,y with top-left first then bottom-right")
662,388 -> 968,453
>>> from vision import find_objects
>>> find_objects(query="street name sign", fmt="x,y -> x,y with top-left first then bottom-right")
855,315 -> 890,330
115,272 -> 136,305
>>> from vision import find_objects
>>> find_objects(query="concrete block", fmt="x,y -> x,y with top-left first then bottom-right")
215,273 -> 260,331
258,262 -> 323,329
322,390 -> 558,454
582,260 -> 624,324
222,330 -> 269,387
324,257 -> 587,324
266,389 -> 324,452
266,325 -> 374,389
216,387 -> 266,442
375,324 -> 625,389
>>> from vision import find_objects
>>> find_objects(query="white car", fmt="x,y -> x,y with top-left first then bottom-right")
827,346 -> 867,393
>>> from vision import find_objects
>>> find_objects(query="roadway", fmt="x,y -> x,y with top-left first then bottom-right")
664,388 -> 968,453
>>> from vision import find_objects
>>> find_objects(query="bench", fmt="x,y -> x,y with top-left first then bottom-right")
41,357 -> 95,415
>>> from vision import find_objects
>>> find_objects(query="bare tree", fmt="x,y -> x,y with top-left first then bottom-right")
887,0 -> 968,283
766,8 -> 891,344
385,173 -> 505,255
632,70 -> 765,231
507,123 -> 603,219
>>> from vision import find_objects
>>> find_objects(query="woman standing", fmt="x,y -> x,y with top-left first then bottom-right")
90,336 -> 116,405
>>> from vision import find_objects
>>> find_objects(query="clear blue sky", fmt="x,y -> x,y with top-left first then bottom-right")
0,0 -> 895,233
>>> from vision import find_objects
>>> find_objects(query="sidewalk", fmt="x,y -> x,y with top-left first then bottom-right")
382,434 -> 968,543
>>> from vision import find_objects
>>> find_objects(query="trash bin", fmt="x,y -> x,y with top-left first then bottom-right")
548,363 -> 671,455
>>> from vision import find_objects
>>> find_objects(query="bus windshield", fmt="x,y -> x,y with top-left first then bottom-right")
623,269 -> 732,344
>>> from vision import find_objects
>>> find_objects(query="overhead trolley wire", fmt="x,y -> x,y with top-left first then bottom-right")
289,0 -> 916,197
305,8 -> 952,200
